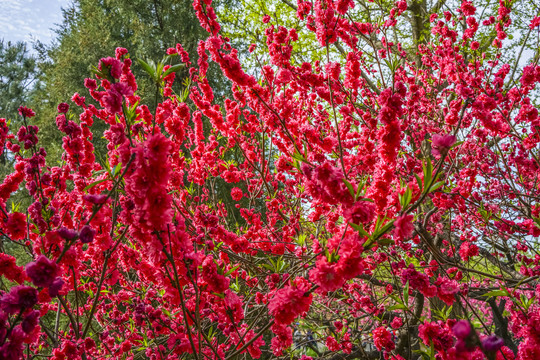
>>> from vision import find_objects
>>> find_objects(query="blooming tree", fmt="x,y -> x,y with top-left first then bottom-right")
1,0 -> 540,359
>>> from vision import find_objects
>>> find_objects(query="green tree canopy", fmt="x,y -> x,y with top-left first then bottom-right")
33,0 -> 230,164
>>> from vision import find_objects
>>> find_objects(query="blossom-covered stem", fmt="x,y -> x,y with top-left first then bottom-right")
326,43 -> 346,178
507,26 -> 534,87
251,90 -> 307,162
178,230 -> 204,356
231,134 -> 289,221
405,157 -> 446,215
40,318 -> 58,347
71,266 -> 80,327
2,310 -> 23,345
84,153 -> 136,226
142,311 -> 167,360
55,239 -> 74,265
225,319 -> 275,360
58,294 -> 80,338
81,227 -> 127,339
159,235 -> 199,359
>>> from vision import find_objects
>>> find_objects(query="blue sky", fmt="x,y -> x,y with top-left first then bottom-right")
0,0 -> 71,45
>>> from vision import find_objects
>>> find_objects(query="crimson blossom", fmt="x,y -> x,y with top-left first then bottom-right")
0,0 -> 540,359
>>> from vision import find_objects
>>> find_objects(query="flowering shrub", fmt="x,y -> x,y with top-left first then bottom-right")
1,0 -> 540,359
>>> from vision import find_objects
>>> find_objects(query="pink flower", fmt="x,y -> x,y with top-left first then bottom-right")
84,78 -> 97,90
202,257 -> 230,293
459,241 -> 478,261
231,187 -> 243,201
460,1 -> 476,16
268,285 -> 312,325
0,254 -> 26,284
49,277 -> 64,298
418,322 -> 453,351
99,57 -> 123,79
309,258 -> 343,293
432,134 -> 456,156
57,227 -> 79,240
530,17 -> 540,29
5,212 -> 26,240
373,327 -> 395,351
83,194 -> 109,205
21,310 -> 39,333
391,317 -> 403,329
393,214 -> 414,240
262,15 -> 271,23
18,106 -> 35,118
452,320 -> 471,339
271,323 -> 292,355
343,201 -> 375,225
326,336 -> 340,351
436,277 -> 459,306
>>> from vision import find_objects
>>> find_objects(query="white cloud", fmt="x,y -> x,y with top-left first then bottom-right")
0,0 -> 71,44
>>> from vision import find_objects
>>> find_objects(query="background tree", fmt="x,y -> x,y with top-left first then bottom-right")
0,40 -> 37,120
32,0 -> 231,164
0,40 -> 37,165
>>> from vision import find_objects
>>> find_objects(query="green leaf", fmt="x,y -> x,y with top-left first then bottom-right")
349,222 -> 370,237
296,234 -> 306,246
291,150 -> 306,163
482,290 -> 507,298
225,265 -> 240,276
261,263 -> 274,271
343,179 -> 355,198
423,158 -> 432,192
387,304 -> 407,311
400,185 -> 413,208
162,63 -> 185,78
374,219 -> 395,239
377,238 -> 394,246
450,141 -> 464,149
414,173 -> 423,192
10,202 -> 21,213
137,58 -> 156,81
404,281 -> 409,305
429,180 -> 445,193
113,162 -> 122,177
355,177 -> 367,200
84,179 -> 108,192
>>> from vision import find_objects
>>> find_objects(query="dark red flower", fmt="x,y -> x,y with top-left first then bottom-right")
482,335 -> 504,352
79,225 -> 96,244
21,310 -> 39,333
26,255 -> 59,288
0,285 -> 38,313
18,106 -> 35,118
57,103 -> 70,114
48,277 -> 64,298
57,227 -> 79,240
